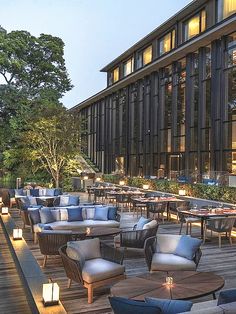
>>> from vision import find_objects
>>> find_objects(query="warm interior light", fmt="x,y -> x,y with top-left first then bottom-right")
13,228 -> 23,240
42,281 -> 60,306
143,184 -> 150,190
119,180 -> 125,186
179,189 -> 186,196
83,176 -> 89,180
1,207 -> 9,215
95,177 -> 101,182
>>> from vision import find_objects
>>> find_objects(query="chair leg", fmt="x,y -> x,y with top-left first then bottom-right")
189,223 -> 192,235
179,222 -> 183,235
219,233 -> 221,248
87,284 -> 93,304
186,223 -> 189,235
34,233 -> 38,244
68,279 -> 72,288
43,255 -> 47,267
229,232 -> 232,245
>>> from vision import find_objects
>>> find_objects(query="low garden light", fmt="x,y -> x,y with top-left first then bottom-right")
119,180 -> 125,186
178,189 -> 186,196
143,184 -> 150,190
83,175 -> 89,180
0,197 -> 3,203
13,227 -> 23,240
1,207 -> 9,215
95,177 -> 101,182
42,279 -> 60,306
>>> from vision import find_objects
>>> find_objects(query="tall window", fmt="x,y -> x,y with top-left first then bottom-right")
113,67 -> 119,83
184,10 -> 206,41
217,0 -> 236,21
143,45 -> 152,66
159,30 -> 176,56
123,57 -> 134,77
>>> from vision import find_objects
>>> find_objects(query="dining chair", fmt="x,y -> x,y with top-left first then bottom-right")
146,202 -> 167,223
204,217 -> 236,248
177,202 -> 201,236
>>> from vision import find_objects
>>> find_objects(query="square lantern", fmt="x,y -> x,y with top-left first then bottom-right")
13,228 -> 23,240
42,282 -> 60,306
178,189 -> 186,196
95,177 -> 101,182
143,184 -> 150,190
119,180 -> 125,186
1,207 -> 9,215
83,175 -> 89,180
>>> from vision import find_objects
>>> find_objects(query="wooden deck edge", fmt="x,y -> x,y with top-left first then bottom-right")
0,214 -> 67,314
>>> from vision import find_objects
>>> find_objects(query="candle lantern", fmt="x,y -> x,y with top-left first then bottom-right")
119,180 -> 125,186
178,189 -> 186,196
83,175 -> 89,180
1,207 -> 9,215
143,184 -> 149,190
13,227 -> 23,240
42,280 -> 60,306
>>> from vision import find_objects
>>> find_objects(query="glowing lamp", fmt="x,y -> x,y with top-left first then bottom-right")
83,176 -> 89,180
179,189 -> 186,196
165,276 -> 173,286
95,177 -> 101,182
0,197 -> 2,203
1,207 -> 9,215
119,180 -> 125,186
13,227 -> 23,240
42,281 -> 60,306
143,184 -> 150,190
86,227 -> 91,235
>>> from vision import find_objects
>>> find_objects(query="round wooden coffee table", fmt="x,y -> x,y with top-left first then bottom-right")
111,271 -> 224,300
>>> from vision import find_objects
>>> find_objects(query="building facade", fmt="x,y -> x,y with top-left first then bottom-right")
71,0 -> 236,180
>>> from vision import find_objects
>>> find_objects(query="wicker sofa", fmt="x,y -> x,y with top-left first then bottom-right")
28,205 -> 120,242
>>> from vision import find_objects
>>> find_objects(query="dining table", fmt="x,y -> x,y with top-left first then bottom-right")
178,208 -> 236,239
131,196 -> 185,219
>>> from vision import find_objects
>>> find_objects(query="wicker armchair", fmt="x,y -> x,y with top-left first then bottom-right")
144,235 -> 202,272
114,223 -> 158,251
59,242 -> 125,303
38,231 -> 86,267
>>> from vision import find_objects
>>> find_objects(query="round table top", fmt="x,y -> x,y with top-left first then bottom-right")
111,271 -> 224,301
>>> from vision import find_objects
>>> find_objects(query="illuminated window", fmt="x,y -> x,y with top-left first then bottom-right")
123,57 -> 134,77
217,0 -> 236,21
159,30 -> 176,56
184,10 -> 206,41
113,67 -> 119,83
143,46 -> 152,66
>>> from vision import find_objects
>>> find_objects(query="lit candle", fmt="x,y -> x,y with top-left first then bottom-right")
165,276 -> 173,286
143,184 -> 149,190
178,189 -> 186,196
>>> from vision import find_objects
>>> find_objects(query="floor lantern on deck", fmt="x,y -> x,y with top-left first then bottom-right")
43,279 -> 60,306
13,227 -> 23,240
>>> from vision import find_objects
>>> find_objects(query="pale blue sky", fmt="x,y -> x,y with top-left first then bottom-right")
0,0 -> 192,108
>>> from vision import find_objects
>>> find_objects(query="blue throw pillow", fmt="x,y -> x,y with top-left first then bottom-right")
136,217 -> 151,230
69,195 -> 80,206
217,289 -> 236,305
54,188 -> 62,196
28,209 -> 41,224
145,297 -> 192,314
30,189 -> 39,197
109,297 -> 161,314
94,206 -> 109,221
67,207 -> 83,222
174,235 -> 202,260
46,188 -> 56,197
39,208 -> 55,224
108,206 -> 117,220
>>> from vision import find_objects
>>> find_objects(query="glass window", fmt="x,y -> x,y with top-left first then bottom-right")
113,67 -> 119,83
217,0 -> 236,21
159,30 -> 176,56
184,10 -> 206,41
123,57 -> 134,77
143,45 -> 152,65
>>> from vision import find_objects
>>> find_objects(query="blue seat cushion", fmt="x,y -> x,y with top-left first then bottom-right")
145,297 -> 192,314
19,197 -> 30,210
67,207 -> 83,222
174,235 -> 202,260
54,188 -> 62,196
108,206 -> 117,220
109,297 -> 161,314
15,189 -> 26,196
39,208 -> 55,224
217,289 -> 236,305
94,206 -> 109,221
136,217 -> 151,230
30,189 -> 39,197
69,195 -> 80,206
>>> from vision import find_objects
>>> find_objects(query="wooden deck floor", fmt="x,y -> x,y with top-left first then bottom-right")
0,220 -> 32,314
6,193 -> 236,313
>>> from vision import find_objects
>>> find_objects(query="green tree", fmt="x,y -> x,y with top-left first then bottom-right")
22,107 -> 81,188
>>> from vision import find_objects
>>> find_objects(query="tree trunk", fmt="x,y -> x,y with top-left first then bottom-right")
55,171 -> 60,188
